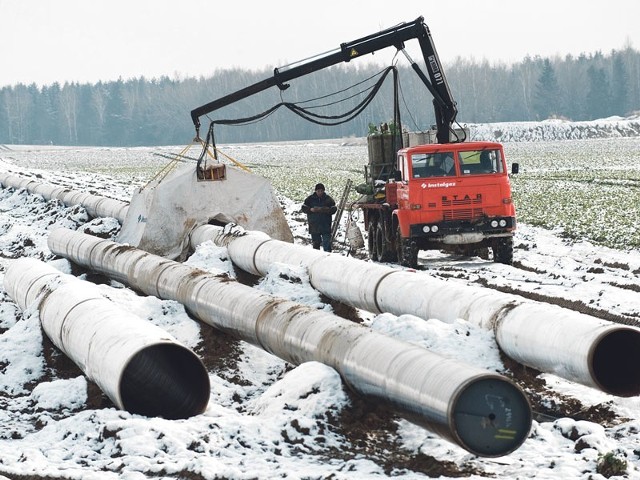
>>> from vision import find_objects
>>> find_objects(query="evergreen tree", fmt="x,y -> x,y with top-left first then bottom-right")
586,66 -> 612,119
76,83 -> 96,145
1,46 -> 640,145
533,59 -> 562,120
561,54 -> 590,120
24,83 -> 41,144
611,53 -> 629,116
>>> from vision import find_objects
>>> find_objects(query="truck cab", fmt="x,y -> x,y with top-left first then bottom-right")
395,142 -> 516,264
362,140 -> 517,268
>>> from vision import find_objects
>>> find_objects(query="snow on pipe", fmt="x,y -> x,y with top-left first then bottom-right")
0,172 -> 129,222
191,224 -> 640,398
3,258 -> 210,419
48,228 -> 532,457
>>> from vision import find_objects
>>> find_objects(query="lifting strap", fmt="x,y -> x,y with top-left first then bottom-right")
196,123 -> 251,180
145,137 -> 251,189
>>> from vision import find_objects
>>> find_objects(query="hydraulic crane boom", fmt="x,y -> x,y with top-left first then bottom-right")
191,16 -> 458,144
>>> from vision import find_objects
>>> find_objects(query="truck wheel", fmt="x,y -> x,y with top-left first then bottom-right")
396,227 -> 418,268
493,237 -> 513,265
368,222 -> 379,261
376,223 -> 397,262
375,223 -> 386,261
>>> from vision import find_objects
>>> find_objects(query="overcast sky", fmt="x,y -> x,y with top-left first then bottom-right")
1,0 -> 638,88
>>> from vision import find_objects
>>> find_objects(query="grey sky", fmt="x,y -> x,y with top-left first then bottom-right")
1,0 -> 638,87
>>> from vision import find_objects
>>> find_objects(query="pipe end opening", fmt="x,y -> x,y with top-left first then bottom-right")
592,327 -> 640,397
120,344 -> 210,419
452,376 -> 531,457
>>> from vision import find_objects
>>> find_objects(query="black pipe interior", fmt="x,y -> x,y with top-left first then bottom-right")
120,344 -> 210,419
591,328 -> 640,397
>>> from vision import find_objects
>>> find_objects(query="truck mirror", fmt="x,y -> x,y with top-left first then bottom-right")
511,163 -> 519,174
394,170 -> 402,181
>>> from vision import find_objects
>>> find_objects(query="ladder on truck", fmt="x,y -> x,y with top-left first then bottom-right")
331,179 -> 353,244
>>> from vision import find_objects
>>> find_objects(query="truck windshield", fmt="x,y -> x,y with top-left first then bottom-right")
459,149 -> 503,175
411,152 -> 456,178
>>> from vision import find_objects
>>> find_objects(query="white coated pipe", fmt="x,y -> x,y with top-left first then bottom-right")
190,224 -> 640,397
0,172 -> 129,222
6,173 -> 637,396
48,227 -> 532,457
3,258 -> 210,419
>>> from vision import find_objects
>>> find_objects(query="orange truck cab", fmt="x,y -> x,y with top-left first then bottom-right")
359,140 -> 517,268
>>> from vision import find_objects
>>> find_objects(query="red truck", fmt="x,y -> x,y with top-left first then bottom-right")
356,136 -> 517,268
190,17 -> 519,267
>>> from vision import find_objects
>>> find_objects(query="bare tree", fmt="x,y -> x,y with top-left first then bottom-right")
3,84 -> 33,143
59,83 -> 78,144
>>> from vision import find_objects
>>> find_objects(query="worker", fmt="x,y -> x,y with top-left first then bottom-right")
480,150 -> 493,172
438,152 -> 456,176
301,183 -> 337,252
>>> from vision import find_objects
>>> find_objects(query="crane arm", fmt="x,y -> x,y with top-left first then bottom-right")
191,16 -> 458,143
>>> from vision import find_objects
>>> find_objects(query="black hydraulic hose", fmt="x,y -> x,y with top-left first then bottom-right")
206,67 -> 396,128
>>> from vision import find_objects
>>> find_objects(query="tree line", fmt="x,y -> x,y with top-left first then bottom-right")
1,46 -> 639,147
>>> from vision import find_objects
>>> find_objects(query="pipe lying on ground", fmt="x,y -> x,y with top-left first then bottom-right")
191,224 -> 640,398
6,173 -> 637,397
48,227 -> 532,457
0,172 -> 129,222
3,258 -> 210,419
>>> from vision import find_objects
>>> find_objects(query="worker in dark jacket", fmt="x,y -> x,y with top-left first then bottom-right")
301,183 -> 337,252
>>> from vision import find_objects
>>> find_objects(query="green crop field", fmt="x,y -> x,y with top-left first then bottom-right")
506,138 -> 640,249
4,136 -> 640,250
218,137 -> 640,250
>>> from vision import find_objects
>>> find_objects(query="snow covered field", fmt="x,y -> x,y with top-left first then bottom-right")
1,125 -> 640,479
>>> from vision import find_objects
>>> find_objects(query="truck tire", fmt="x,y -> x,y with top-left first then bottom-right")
374,222 -> 396,262
492,237 -> 514,265
375,223 -> 386,261
368,222 -> 378,261
396,227 -> 418,268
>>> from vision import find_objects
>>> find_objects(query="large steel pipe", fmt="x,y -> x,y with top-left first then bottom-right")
373,269 -> 640,397
48,227 -> 532,457
190,224 -> 640,397
3,258 -> 210,419
0,172 -> 129,222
